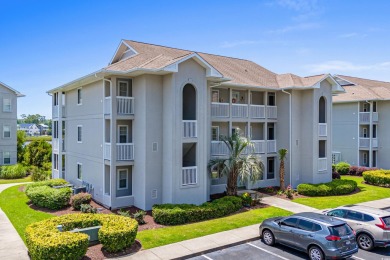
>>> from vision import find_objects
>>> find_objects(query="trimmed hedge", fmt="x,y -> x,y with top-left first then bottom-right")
363,170 -> 390,187
25,214 -> 138,259
335,162 -> 351,175
153,196 -> 242,225
71,192 -> 92,210
25,179 -> 71,210
297,179 -> 357,196
349,166 -> 378,176
0,164 -> 27,179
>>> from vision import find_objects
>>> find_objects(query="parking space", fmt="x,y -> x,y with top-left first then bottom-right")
188,239 -> 390,260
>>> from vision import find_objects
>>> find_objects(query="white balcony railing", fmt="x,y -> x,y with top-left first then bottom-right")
360,112 -> 379,124
104,97 -> 111,115
232,104 -> 248,118
211,102 -> 229,117
211,141 -> 229,156
267,140 -> 277,153
61,139 -> 65,152
372,138 -> 378,148
117,143 -> 134,161
52,138 -> 59,152
52,105 -> 59,118
61,106 -> 66,117
251,140 -> 266,154
104,143 -> 111,160
183,120 -> 197,138
318,123 -> 327,137
117,97 -> 134,115
318,158 -> 327,171
359,138 -> 370,148
182,166 -> 197,186
250,105 -> 265,119
267,106 -> 277,119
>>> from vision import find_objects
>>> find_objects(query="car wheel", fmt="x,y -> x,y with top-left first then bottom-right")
357,233 -> 374,251
308,245 -> 324,260
262,229 -> 275,246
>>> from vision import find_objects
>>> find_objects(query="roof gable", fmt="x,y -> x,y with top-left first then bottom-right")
0,81 -> 24,97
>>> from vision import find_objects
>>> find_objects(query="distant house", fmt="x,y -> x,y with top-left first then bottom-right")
37,124 -> 49,135
0,81 -> 24,165
18,123 -> 40,136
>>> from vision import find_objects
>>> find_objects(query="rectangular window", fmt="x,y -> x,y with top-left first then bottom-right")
363,128 -> 368,138
373,101 -> 377,112
3,152 -> 10,165
3,125 -> 10,138
53,154 -> 59,170
3,98 -> 11,112
373,125 -> 377,138
267,158 -> 275,179
53,92 -> 58,106
53,121 -> 58,138
211,126 -> 219,141
267,123 -> 275,140
77,163 -> 82,180
268,92 -> 276,106
363,103 -> 368,112
211,90 -> 219,103
117,169 -> 128,190
77,88 -> 82,105
319,140 -> 326,158
77,125 -> 82,143
363,152 -> 368,165
232,91 -> 239,103
118,126 -> 128,143
118,81 -> 129,97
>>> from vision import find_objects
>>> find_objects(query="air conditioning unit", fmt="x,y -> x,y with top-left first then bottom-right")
73,186 -> 86,195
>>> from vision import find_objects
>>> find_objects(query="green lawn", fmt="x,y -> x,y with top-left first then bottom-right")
0,184 -> 291,248
0,185 -> 53,243
294,176 -> 390,209
0,176 -> 31,184
137,207 -> 291,249
25,135 -> 52,142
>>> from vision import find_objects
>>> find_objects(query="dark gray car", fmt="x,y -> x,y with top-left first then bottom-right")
259,212 -> 358,260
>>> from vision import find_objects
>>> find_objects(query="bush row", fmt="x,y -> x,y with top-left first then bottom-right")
71,193 -> 92,210
363,170 -> 390,187
0,164 -> 27,179
297,179 -> 357,196
25,213 -> 138,259
153,196 -> 242,225
25,179 -> 71,210
333,162 -> 378,176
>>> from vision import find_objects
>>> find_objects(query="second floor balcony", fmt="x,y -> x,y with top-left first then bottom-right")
104,143 -> 134,161
52,105 -> 66,118
211,102 -> 277,119
210,139 -> 276,156
359,138 -> 378,149
104,96 -> 135,116
359,112 -> 379,124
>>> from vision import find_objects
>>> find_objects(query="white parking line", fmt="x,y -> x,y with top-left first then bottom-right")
247,243 -> 290,260
201,254 -> 213,260
352,256 -> 366,260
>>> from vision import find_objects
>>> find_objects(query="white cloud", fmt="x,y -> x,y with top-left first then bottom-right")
339,32 -> 367,38
267,22 -> 320,34
275,0 -> 318,12
305,60 -> 390,73
220,40 -> 258,48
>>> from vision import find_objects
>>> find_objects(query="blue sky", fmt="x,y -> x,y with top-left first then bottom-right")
1,0 -> 390,119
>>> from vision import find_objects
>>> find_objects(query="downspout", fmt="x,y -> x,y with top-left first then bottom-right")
366,100 -> 373,167
281,89 -> 292,187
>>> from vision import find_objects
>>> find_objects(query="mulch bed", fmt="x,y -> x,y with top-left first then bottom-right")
83,240 -> 142,260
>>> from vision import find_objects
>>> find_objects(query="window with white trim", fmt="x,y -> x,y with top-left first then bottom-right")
211,90 -> 219,102
118,81 -> 129,97
3,125 -> 10,138
117,169 -> 128,190
53,154 -> 59,170
77,88 -> 82,105
363,152 -> 368,166
267,157 -> 275,179
3,152 -> 10,165
53,92 -> 59,106
211,126 -> 219,141
77,125 -> 82,143
118,125 -> 128,143
3,98 -> 11,112
77,163 -> 82,180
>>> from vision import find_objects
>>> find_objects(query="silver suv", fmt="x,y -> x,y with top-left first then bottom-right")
259,212 -> 358,260
324,204 -> 390,250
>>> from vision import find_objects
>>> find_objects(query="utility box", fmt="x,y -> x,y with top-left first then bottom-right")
70,226 -> 102,243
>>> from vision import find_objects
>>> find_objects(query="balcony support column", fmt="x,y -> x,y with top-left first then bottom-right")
110,77 -> 117,199
58,91 -> 63,178
369,101 -> 373,167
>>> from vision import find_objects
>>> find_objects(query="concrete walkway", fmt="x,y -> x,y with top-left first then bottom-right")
357,197 -> 390,209
260,193 -> 319,213
0,183 -> 29,260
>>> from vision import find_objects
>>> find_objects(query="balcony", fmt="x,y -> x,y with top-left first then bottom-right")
52,138 -> 59,152
182,166 -> 197,186
104,143 -> 134,161
211,141 -> 229,156
318,158 -> 327,171
52,105 -> 59,118
318,123 -> 327,137
250,105 -> 265,119
267,106 -> 277,119
267,140 -> 277,153
251,140 -> 266,154
232,104 -> 248,118
211,102 -> 229,117
211,140 -> 271,156
359,112 -> 379,124
359,138 -> 378,149
183,120 -> 197,138
104,97 -> 135,116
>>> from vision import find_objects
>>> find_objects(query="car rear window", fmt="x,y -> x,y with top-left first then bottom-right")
329,224 -> 353,237
382,216 -> 390,226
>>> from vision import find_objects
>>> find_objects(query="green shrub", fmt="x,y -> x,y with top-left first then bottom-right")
80,204 -> 97,213
25,213 -> 138,259
153,196 -> 243,225
117,209 -> 131,217
25,179 -> 71,210
335,162 -> 351,175
29,166 -> 51,182
297,179 -> 357,196
133,210 -> 146,224
0,164 -> 27,179
71,193 -> 92,210
363,170 -> 390,187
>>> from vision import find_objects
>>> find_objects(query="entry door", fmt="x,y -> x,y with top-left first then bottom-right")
118,126 -> 128,143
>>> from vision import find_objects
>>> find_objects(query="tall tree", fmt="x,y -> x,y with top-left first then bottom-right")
208,130 -> 264,196
278,148 -> 288,190
23,139 -> 52,167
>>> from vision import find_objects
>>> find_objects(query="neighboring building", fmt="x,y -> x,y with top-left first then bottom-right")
0,81 -> 24,165
18,123 -> 40,136
48,40 -> 344,210
333,75 -> 390,168
37,123 -> 49,135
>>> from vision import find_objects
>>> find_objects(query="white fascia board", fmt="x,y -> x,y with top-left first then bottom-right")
310,74 -> 345,93
108,40 -> 139,65
333,75 -> 357,86
0,81 -> 25,97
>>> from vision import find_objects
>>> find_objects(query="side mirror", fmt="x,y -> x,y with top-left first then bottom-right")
277,221 -> 281,226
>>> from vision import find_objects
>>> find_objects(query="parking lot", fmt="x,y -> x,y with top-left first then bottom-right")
188,239 -> 390,260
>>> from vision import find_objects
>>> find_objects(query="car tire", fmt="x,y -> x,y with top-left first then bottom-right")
357,233 -> 374,251
262,229 -> 275,246
308,245 -> 324,260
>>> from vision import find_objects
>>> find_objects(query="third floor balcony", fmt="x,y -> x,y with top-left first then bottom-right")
104,96 -> 135,116
359,112 -> 378,124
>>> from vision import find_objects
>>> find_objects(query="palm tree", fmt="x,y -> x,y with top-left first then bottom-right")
208,129 -> 264,196
278,148 -> 288,190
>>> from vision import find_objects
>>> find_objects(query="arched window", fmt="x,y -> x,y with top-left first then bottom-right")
319,96 -> 326,123
182,84 -> 196,120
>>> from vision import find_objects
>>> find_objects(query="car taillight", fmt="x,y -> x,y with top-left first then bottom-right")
326,235 -> 341,241
375,218 -> 390,230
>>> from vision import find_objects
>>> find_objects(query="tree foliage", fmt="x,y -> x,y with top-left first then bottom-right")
278,148 -> 288,190
23,139 -> 52,168
17,130 -> 26,162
